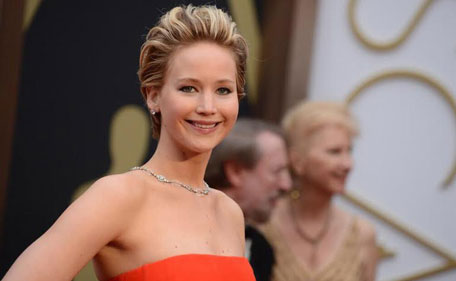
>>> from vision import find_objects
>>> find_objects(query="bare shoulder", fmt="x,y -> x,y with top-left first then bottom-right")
356,216 -> 376,244
60,172 -> 151,235
70,172 -> 153,228
86,172 -> 148,204
211,189 -> 244,225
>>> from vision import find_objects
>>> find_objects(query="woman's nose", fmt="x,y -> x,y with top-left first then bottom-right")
196,92 -> 217,115
341,153 -> 353,172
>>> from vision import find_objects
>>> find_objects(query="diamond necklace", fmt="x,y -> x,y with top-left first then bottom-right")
130,166 -> 210,196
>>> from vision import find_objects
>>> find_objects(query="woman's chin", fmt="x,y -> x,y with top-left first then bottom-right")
325,183 -> 346,195
184,142 -> 218,155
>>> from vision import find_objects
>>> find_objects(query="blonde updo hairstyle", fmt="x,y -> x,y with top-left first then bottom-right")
282,101 -> 358,158
138,5 -> 248,139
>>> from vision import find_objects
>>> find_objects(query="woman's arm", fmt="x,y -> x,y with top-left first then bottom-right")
2,174 -> 141,281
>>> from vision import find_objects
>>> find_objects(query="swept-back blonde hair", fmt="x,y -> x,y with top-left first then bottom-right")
282,101 -> 358,150
138,5 -> 248,138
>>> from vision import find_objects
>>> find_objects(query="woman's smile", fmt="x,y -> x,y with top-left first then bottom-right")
186,119 -> 222,134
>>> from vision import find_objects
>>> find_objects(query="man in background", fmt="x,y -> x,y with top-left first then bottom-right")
205,118 -> 292,281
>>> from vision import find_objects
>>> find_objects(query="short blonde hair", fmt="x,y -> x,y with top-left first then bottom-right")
282,101 -> 358,149
138,5 -> 248,138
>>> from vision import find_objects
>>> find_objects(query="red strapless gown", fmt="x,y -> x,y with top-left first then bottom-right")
107,254 -> 256,281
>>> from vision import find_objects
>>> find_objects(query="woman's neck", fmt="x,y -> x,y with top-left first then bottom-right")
143,138 -> 211,187
291,180 -> 333,221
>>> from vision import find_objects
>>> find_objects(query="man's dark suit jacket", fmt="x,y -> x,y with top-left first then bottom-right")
245,225 -> 275,281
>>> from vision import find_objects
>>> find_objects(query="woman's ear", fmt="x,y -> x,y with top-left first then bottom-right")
145,86 -> 160,114
289,147 -> 305,176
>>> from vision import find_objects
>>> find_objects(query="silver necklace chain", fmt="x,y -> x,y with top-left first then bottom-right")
130,166 -> 210,196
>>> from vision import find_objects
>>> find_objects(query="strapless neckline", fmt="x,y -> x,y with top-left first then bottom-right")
107,253 -> 254,281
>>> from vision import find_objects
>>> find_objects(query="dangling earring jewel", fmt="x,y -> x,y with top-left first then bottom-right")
290,188 -> 300,200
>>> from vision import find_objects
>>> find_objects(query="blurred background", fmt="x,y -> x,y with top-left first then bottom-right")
0,0 -> 455,280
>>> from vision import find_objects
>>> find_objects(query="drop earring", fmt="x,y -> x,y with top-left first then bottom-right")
290,188 -> 301,200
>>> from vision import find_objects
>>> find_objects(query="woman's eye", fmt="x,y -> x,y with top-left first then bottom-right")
327,148 -> 341,155
179,86 -> 196,93
216,87 -> 232,95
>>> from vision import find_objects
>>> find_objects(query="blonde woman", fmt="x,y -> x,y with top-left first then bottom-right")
3,5 -> 255,281
261,101 -> 377,281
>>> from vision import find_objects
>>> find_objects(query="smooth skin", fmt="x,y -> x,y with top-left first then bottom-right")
3,41 -> 244,281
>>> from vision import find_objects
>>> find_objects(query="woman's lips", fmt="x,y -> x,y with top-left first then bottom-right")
186,120 -> 221,134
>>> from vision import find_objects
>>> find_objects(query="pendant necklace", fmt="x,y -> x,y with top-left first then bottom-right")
130,166 -> 210,196
289,202 -> 332,269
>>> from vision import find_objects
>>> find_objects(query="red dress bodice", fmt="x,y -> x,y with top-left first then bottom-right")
108,254 -> 256,281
